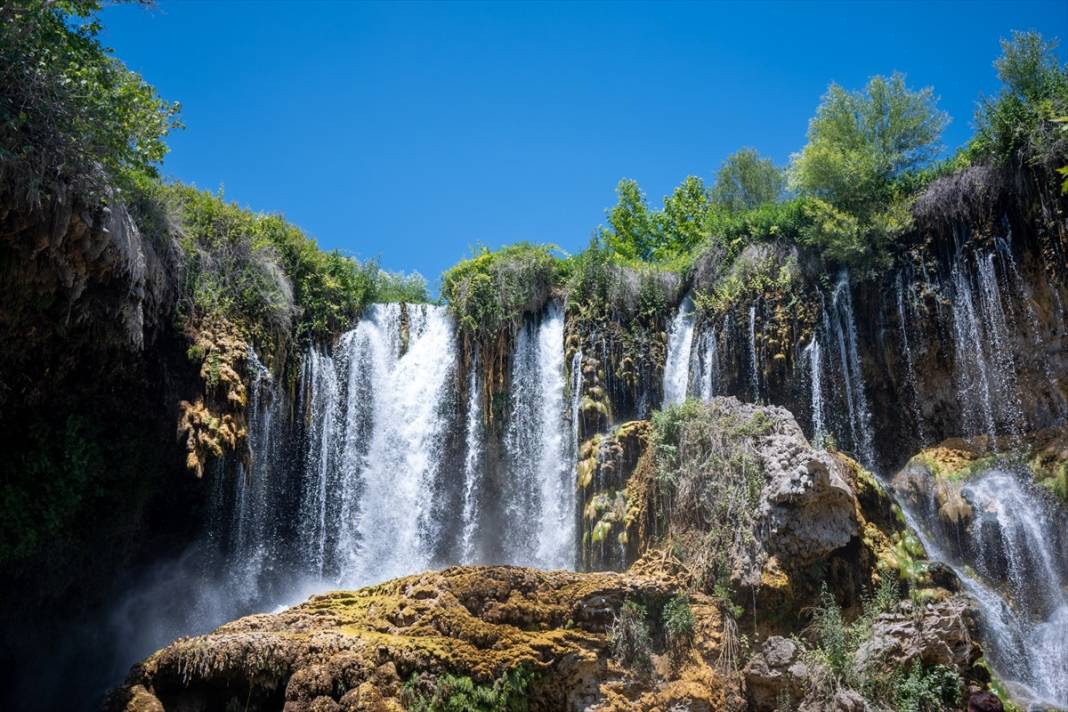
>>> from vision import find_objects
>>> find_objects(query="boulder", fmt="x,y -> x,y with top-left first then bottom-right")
854,595 -> 980,673
743,636 -> 810,711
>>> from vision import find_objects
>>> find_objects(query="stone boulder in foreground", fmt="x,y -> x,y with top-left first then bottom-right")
108,566 -> 741,712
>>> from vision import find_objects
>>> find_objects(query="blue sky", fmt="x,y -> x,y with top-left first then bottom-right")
101,1 -> 1067,291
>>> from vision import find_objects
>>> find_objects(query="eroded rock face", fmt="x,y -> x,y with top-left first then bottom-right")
743,636 -> 810,711
108,566 -> 741,712
751,401 -> 859,570
854,595 -> 980,673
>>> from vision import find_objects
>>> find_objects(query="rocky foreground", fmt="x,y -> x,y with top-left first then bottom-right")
107,565 -> 740,712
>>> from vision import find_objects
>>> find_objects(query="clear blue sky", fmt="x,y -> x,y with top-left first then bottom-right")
101,1 -> 1067,291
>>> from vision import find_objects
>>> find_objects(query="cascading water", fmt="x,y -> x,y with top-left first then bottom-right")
804,337 -> 826,446
502,302 -> 575,569
748,304 -> 761,403
296,304 -> 458,585
696,325 -> 720,401
898,468 -> 1068,708
895,273 -> 925,444
951,251 -> 1029,443
662,293 -> 695,406
460,351 -> 485,563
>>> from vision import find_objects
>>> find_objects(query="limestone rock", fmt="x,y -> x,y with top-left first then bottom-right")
854,595 -> 980,673
110,566 -> 739,712
743,636 -> 810,711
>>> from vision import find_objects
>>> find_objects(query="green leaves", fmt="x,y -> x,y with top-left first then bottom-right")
711,148 -> 785,213
0,0 -> 182,205
789,73 -> 947,220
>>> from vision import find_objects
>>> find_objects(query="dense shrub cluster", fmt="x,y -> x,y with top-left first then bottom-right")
647,400 -> 769,597
805,578 -> 963,712
401,668 -> 532,712
0,0 -> 181,206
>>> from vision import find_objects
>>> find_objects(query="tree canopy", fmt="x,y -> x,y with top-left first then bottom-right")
0,0 -> 182,206
710,148 -> 785,212
788,73 -> 948,219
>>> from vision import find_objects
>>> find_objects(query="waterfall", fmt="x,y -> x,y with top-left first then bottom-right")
213,349 -> 291,604
662,293 -> 695,406
570,349 -> 584,443
804,337 -> 826,446
951,253 -> 1027,443
459,351 -> 484,563
826,274 -> 875,467
295,304 -> 459,585
895,273 -> 925,444
897,468 -> 1068,708
502,302 -> 575,569
696,326 -> 720,401
748,304 -> 761,403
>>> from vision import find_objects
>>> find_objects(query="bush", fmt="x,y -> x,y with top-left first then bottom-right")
968,31 -> 1068,169
0,1 -> 181,206
441,242 -> 559,342
609,600 -> 653,675
893,661 -> 961,712
662,594 -> 696,664
401,668 -> 532,712
648,400 -> 769,593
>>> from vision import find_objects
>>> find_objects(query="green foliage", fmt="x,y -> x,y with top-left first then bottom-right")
163,183 -> 425,346
609,600 -> 654,675
441,242 -> 559,342
649,400 -> 768,593
789,73 -> 948,219
662,593 -> 696,663
0,415 -> 102,562
600,177 -> 710,263
0,0 -> 182,205
806,576 -> 961,711
402,668 -> 532,712
968,31 -> 1068,168
893,660 -> 961,712
711,147 -> 785,213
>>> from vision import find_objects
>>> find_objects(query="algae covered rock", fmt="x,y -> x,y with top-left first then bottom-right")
109,566 -> 741,712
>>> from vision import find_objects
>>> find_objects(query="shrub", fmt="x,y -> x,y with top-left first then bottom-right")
401,668 -> 532,712
441,242 -> 559,343
609,600 -> 653,675
0,0 -> 182,206
648,400 -> 768,593
662,594 -> 696,664
893,661 -> 961,712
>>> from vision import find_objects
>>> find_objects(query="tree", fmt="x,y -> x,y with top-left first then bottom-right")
788,73 -> 948,219
602,179 -> 657,261
600,177 -> 711,262
0,0 -> 182,206
969,31 -> 1068,168
710,148 -> 784,212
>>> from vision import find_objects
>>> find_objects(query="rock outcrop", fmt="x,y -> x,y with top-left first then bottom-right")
108,566 -> 743,712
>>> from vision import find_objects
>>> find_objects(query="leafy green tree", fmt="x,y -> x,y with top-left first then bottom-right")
969,31 -> 1068,167
602,179 -> 658,261
789,73 -> 948,219
0,0 -> 182,205
711,148 -> 785,212
600,177 -> 710,263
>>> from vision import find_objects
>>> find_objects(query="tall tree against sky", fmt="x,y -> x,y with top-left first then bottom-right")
788,73 -> 949,220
